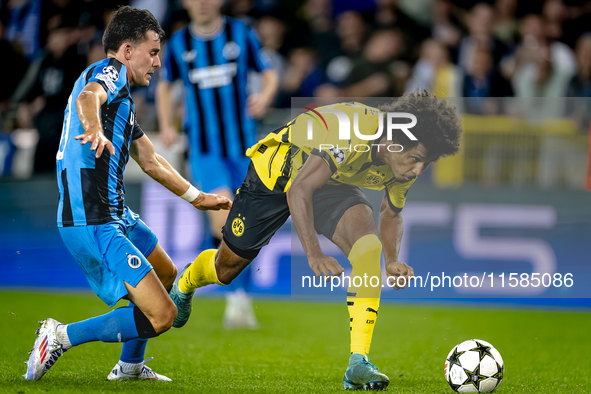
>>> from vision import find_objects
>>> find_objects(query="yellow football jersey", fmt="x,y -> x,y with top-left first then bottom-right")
246,102 -> 415,212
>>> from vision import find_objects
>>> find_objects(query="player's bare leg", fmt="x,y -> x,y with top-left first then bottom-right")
107,243 -> 177,381
206,187 -> 258,329
170,240 -> 252,328
25,270 -> 176,381
146,243 -> 177,291
124,270 -> 177,334
331,204 -> 390,390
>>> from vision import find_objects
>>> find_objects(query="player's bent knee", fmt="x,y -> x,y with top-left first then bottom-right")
133,306 -> 160,338
158,305 -> 177,333
351,234 -> 382,258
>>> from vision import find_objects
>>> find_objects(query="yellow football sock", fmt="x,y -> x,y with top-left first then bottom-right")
178,249 -> 225,293
347,234 -> 382,355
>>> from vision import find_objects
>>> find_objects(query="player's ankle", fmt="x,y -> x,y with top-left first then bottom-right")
56,324 -> 72,350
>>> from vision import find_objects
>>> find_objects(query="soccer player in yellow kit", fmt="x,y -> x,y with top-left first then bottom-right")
169,91 -> 463,390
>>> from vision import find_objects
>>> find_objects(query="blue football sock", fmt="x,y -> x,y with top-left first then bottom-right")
67,306 -> 139,346
120,302 -> 148,363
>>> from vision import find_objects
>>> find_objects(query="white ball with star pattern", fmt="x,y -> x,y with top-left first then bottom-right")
444,339 -> 504,393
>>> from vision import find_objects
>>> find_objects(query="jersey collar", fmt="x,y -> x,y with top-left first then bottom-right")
189,16 -> 227,41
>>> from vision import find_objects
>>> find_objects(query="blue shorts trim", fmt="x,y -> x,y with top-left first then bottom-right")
189,155 -> 250,193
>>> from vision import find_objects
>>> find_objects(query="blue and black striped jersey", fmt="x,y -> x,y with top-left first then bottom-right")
161,17 -> 271,159
56,58 -> 144,227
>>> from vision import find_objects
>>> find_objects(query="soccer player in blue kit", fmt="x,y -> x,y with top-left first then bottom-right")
23,6 -> 231,381
156,0 -> 278,328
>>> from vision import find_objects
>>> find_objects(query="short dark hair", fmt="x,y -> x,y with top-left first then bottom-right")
378,90 -> 462,161
102,6 -> 165,55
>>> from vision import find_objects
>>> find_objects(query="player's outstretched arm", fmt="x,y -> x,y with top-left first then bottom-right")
131,134 -> 231,211
379,192 -> 414,290
74,82 -> 115,158
287,155 -> 345,279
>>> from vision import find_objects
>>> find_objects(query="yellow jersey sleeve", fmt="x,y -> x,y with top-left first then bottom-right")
385,179 -> 415,212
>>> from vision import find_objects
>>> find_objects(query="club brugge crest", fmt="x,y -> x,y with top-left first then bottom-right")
127,254 -> 142,269
182,49 -> 197,63
102,65 -> 119,81
223,41 -> 240,60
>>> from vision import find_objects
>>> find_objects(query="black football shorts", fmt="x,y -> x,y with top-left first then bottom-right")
222,162 -> 372,260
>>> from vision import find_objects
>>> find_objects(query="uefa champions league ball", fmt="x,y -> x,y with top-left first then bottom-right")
444,339 -> 504,393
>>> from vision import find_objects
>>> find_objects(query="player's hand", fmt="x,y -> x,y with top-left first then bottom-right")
75,128 -> 115,158
247,94 -> 270,119
308,255 -> 345,280
160,126 -> 178,148
191,192 -> 232,211
386,261 -> 414,290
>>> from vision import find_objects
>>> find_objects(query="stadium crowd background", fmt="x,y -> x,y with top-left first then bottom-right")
0,0 -> 590,189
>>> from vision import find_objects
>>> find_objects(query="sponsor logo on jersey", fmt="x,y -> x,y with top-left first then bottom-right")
189,63 -> 237,89
96,74 -> 116,92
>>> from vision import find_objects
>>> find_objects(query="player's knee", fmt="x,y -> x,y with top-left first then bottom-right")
351,234 -> 382,258
153,302 -> 177,334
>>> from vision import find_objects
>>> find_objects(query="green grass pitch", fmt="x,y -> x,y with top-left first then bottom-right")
0,291 -> 589,393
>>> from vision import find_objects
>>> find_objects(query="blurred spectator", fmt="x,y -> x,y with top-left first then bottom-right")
249,15 -> 286,105
277,47 -> 324,107
12,25 -> 87,174
406,39 -> 462,97
373,0 -> 429,58
5,0 -> 43,60
493,0 -> 519,46
324,11 -> 367,85
542,0 -> 566,43
0,17 -> 28,123
566,33 -> 591,130
502,14 -> 576,81
513,44 -> 572,118
302,0 -> 332,35
320,29 -> 405,98
567,33 -> 591,98
431,0 -> 462,57
458,3 -> 508,74
462,46 -> 513,115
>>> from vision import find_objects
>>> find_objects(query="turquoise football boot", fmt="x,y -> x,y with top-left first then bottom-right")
170,263 -> 194,328
343,353 -> 390,390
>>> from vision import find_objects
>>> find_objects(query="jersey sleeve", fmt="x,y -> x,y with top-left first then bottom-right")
132,117 -> 145,141
309,146 -> 346,174
161,43 -> 180,82
86,61 -> 127,104
246,25 -> 272,72
385,179 -> 415,213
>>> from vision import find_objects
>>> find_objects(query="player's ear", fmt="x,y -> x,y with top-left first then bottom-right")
124,43 -> 132,60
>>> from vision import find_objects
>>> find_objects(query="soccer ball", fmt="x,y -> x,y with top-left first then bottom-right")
444,339 -> 504,393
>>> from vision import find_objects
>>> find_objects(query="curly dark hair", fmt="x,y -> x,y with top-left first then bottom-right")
377,90 -> 462,161
103,6 -> 165,55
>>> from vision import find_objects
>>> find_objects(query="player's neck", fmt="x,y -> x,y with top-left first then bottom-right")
192,16 -> 222,37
